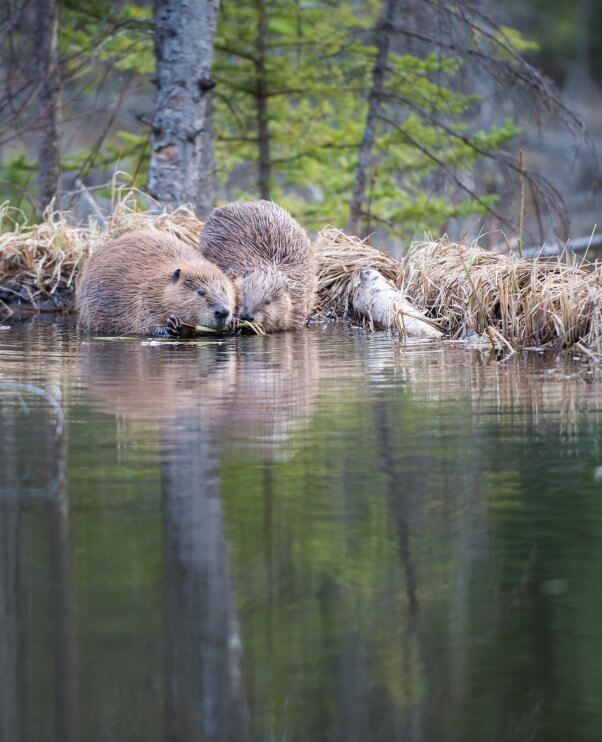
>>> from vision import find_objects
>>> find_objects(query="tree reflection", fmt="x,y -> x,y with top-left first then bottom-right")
0,391 -> 76,742
4,320 -> 601,742
0,406 -> 19,742
46,415 -> 77,742
161,424 -> 250,742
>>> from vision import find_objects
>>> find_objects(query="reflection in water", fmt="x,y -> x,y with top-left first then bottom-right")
0,390 -> 76,742
162,426 -> 249,742
0,407 -> 18,742
0,317 -> 601,742
80,330 -> 319,460
373,396 -> 422,742
46,421 -> 77,742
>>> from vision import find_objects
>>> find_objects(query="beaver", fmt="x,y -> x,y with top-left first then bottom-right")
199,200 -> 316,332
77,228 -> 236,336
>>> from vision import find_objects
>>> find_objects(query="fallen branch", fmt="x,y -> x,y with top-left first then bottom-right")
520,234 -> 602,259
75,178 -> 107,229
349,268 -> 442,339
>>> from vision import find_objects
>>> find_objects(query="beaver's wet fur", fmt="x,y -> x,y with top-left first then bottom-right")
77,229 -> 236,336
199,200 -> 316,332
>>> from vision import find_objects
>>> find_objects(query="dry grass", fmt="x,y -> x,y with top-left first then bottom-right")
314,229 -> 602,353
106,188 -> 203,246
0,202 -> 87,309
1,194 -> 601,353
404,238 -> 602,351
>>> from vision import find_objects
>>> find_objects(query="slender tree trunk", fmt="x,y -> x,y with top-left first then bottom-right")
35,0 -> 61,214
148,0 -> 220,213
349,0 -> 397,235
565,0 -> 592,99
256,0 -> 271,200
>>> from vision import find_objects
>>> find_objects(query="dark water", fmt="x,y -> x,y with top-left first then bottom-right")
1,317 -> 601,742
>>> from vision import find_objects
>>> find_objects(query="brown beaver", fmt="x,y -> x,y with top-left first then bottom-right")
77,228 -> 236,336
199,200 -> 316,332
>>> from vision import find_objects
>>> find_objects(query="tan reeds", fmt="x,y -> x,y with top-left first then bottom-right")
0,202 -> 87,307
405,239 -> 602,350
106,187 -> 203,246
314,229 -> 602,353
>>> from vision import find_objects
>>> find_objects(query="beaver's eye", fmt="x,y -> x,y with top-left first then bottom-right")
198,290 -> 206,298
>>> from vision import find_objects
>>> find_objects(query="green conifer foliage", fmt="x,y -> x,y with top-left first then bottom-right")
213,0 -> 519,236
2,0 -> 527,239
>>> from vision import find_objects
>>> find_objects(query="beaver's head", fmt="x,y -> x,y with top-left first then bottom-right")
163,262 -> 236,329
236,267 -> 293,332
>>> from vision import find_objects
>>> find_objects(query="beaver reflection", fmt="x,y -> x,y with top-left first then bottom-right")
78,331 -> 320,741
80,330 -> 319,460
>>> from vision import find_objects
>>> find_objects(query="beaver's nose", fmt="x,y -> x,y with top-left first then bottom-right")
214,306 -> 230,321
240,310 -> 255,322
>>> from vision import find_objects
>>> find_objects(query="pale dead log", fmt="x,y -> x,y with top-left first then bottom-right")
349,268 -> 442,339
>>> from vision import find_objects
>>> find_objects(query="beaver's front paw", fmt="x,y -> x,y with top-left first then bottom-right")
166,315 -> 183,337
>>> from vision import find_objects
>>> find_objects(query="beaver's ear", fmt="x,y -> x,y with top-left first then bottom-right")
172,268 -> 181,282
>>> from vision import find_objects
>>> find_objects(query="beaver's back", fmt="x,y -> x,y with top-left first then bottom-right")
200,200 -> 313,275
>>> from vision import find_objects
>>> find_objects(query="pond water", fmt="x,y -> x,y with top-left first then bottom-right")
1,316 -> 601,742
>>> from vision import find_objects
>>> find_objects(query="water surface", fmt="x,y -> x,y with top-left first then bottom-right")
1,317 -> 601,742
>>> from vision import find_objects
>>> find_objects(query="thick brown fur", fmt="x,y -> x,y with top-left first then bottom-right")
199,200 -> 316,332
77,228 -> 236,335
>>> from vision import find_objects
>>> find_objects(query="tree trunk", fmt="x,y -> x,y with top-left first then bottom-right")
148,0 -> 221,213
256,0 -> 271,200
349,0 -> 397,235
565,0 -> 592,99
35,0 -> 61,214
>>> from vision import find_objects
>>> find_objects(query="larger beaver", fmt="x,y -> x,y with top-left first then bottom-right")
199,200 -> 316,332
77,229 -> 236,336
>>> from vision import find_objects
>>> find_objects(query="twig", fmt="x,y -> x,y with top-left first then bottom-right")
576,342 -> 601,363
517,149 -> 526,258
75,178 -> 107,228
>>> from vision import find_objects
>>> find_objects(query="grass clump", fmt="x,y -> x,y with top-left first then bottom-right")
404,238 -> 602,351
0,202 -> 88,309
106,188 -> 203,246
1,191 -> 600,353
314,228 -> 404,318
314,229 -> 602,353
